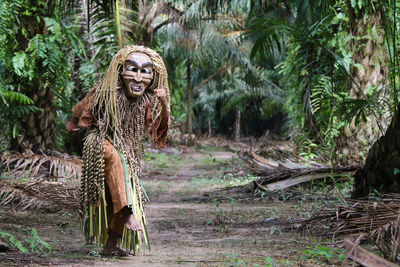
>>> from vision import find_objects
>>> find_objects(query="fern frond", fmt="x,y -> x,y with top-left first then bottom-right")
0,90 -> 34,106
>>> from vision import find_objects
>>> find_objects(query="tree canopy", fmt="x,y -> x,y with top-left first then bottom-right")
1,0 -> 400,194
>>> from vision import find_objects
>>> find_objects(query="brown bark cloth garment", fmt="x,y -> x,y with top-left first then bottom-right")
67,46 -> 170,254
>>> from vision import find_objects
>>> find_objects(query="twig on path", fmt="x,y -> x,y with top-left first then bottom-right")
177,259 -> 227,263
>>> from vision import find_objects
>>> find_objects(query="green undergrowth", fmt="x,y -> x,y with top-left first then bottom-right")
301,244 -> 346,264
194,156 -> 230,169
302,175 -> 354,199
190,173 -> 258,190
194,154 -> 245,171
0,228 -> 50,254
144,151 -> 192,175
145,151 -> 183,168
0,209 -> 106,264
196,145 -> 229,152
225,243 -> 347,266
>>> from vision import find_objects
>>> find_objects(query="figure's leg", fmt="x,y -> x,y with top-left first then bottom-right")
102,140 -> 142,256
103,187 -> 126,256
103,140 -> 143,231
104,140 -> 128,216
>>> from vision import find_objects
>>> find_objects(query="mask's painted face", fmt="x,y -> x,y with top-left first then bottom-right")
121,52 -> 154,99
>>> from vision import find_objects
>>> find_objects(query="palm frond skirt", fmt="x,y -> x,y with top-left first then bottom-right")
80,130 -> 149,254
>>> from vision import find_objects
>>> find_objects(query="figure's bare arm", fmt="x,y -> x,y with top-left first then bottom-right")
154,89 -> 169,127
66,88 -> 96,133
144,89 -> 171,148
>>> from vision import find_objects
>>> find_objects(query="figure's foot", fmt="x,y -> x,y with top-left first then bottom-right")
101,231 -> 128,257
125,214 -> 142,231
101,246 -> 128,257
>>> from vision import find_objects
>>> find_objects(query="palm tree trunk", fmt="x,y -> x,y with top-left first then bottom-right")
337,10 -> 389,164
208,116 -> 212,137
10,5 -> 56,152
352,108 -> 400,197
10,88 -> 56,153
234,110 -> 241,141
186,61 -> 192,140
24,89 -> 56,152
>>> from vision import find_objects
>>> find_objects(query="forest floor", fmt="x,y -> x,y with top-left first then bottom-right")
0,142 -> 353,267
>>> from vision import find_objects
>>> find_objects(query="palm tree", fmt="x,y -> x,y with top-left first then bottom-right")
247,0 -> 391,165
247,0 -> 340,139
1,1 -> 71,152
0,0 -> 122,152
335,1 -> 390,164
351,0 -> 400,197
157,0 -> 278,139
247,0 -> 400,196
1,0 -> 183,152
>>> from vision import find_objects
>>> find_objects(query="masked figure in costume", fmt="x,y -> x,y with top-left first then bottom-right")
66,46 -> 170,256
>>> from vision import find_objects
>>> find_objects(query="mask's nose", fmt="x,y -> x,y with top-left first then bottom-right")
133,71 -> 142,82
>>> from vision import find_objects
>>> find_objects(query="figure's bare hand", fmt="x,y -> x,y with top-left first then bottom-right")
66,117 -> 80,133
154,89 -> 167,105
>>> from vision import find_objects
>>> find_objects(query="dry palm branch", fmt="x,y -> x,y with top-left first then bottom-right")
230,150 -> 400,263
229,150 -> 358,194
0,151 -> 81,211
0,179 -> 79,211
303,195 -> 400,262
1,151 -> 82,179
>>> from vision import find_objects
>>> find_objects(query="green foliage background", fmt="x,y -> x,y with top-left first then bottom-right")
0,0 -> 398,162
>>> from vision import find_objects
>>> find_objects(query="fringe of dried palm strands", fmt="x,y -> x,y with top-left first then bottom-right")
299,195 -> 400,263
0,151 -> 80,211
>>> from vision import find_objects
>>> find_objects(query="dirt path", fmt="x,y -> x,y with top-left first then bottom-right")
88,149 -> 326,266
0,147 -> 348,266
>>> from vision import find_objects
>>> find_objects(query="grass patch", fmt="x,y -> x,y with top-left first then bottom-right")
196,145 -> 226,152
0,228 -> 51,254
145,152 -> 180,168
142,180 -> 178,199
145,151 -> 194,172
194,153 -> 230,169
190,173 -> 259,190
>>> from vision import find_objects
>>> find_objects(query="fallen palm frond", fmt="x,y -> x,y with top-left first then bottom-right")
1,151 -> 82,180
0,179 -> 79,211
303,196 -> 400,262
229,150 -> 358,194
343,239 -> 399,267
239,150 -> 341,171
256,142 -> 303,164
0,151 -> 81,212
329,197 -> 400,237
232,149 -> 399,263
333,197 -> 400,262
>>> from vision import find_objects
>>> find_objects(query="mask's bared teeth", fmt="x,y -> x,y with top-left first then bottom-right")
130,84 -> 143,92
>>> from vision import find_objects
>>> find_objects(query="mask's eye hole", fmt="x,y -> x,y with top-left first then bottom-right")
141,68 -> 151,74
127,66 -> 138,72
